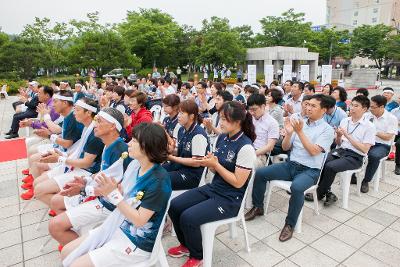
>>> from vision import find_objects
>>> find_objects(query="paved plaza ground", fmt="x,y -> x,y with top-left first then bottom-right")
0,84 -> 400,266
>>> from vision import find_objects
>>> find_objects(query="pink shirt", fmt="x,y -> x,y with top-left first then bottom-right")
252,112 -> 280,150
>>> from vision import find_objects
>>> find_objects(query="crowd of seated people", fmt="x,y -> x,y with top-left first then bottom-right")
11,74 -> 399,267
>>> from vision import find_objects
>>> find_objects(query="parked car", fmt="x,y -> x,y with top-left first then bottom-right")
102,69 -> 124,79
127,73 -> 138,81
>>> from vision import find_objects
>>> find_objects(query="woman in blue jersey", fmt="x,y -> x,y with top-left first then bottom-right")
163,99 -> 210,190
61,123 -> 172,267
162,94 -> 181,140
168,101 -> 257,267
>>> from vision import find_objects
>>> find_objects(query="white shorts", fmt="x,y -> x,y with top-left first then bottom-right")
37,144 -> 54,155
64,195 -> 81,210
46,164 -> 65,178
52,168 -> 91,189
66,198 -> 111,231
89,229 -> 150,267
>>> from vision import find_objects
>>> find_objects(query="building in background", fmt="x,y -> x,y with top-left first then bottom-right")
326,0 -> 400,31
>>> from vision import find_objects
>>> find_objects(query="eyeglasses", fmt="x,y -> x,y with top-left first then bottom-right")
248,106 -> 261,112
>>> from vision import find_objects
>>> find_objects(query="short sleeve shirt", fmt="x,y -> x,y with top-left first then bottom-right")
62,111 -> 84,144
252,112 -> 280,150
323,107 -> 348,129
163,114 -> 181,139
339,117 -> 376,156
369,110 -> 398,145
120,164 -> 172,252
290,118 -> 335,169
81,131 -> 105,173
209,131 -> 256,201
165,123 -> 209,179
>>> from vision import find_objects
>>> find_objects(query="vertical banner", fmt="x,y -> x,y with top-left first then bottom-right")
282,65 -> 292,83
264,64 -> 274,86
247,65 -> 257,84
321,65 -> 333,85
300,65 -> 310,82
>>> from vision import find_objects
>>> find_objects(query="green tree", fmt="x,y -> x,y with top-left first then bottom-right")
66,30 -> 140,75
0,38 -> 46,79
118,8 -> 182,68
387,34 -> 400,61
20,17 -> 73,75
0,31 -> 9,47
256,9 -> 313,47
197,17 -> 246,67
233,25 -> 256,48
350,24 -> 394,69
307,28 -> 351,64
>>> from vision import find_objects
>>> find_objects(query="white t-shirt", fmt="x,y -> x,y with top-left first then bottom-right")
339,117 -> 376,156
165,85 -> 176,96
365,111 -> 397,145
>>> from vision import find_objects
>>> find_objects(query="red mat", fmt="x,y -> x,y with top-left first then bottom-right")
0,138 -> 27,162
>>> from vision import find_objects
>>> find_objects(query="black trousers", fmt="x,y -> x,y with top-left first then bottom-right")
169,185 -> 240,260
10,109 -> 37,134
318,148 -> 363,195
12,101 -> 24,111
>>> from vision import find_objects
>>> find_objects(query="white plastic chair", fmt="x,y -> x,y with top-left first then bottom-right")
245,154 -> 270,209
372,156 -> 387,193
0,85 -> 8,99
200,168 -> 255,267
136,197 -> 171,267
270,153 -> 288,163
150,105 -> 162,123
338,157 -> 367,209
263,154 -> 328,234
371,141 -> 393,193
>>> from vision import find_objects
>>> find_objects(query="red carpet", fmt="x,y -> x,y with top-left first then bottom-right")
0,138 -> 27,162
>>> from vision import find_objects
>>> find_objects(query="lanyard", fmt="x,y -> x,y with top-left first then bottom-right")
347,120 -> 361,135
215,114 -> 220,127
327,108 -> 337,126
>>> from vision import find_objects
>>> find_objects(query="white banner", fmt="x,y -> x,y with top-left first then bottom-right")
247,65 -> 257,84
300,65 -> 310,82
282,65 -> 292,83
264,65 -> 274,86
321,65 -> 333,85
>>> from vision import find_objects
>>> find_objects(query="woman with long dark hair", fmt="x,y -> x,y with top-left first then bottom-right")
167,101 -> 256,267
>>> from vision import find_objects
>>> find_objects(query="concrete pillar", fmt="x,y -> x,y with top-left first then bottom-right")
309,60 -> 317,81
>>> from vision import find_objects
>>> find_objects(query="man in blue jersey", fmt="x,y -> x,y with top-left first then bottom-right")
33,98 -> 104,207
21,91 -> 84,200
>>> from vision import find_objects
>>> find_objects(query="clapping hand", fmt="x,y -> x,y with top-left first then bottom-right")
60,176 -> 86,197
195,152 -> 219,169
94,173 -> 119,196
284,117 -> 294,135
37,103 -> 50,115
291,118 -> 304,133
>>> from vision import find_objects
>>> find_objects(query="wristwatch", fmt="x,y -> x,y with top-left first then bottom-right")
80,187 -> 87,197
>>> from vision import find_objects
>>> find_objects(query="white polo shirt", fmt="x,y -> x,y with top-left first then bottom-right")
339,117 -> 376,156
365,110 -> 397,145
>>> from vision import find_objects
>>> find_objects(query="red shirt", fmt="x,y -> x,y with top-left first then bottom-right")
126,107 -> 153,137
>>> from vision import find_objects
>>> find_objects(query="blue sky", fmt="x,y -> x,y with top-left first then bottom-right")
0,0 -> 326,34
